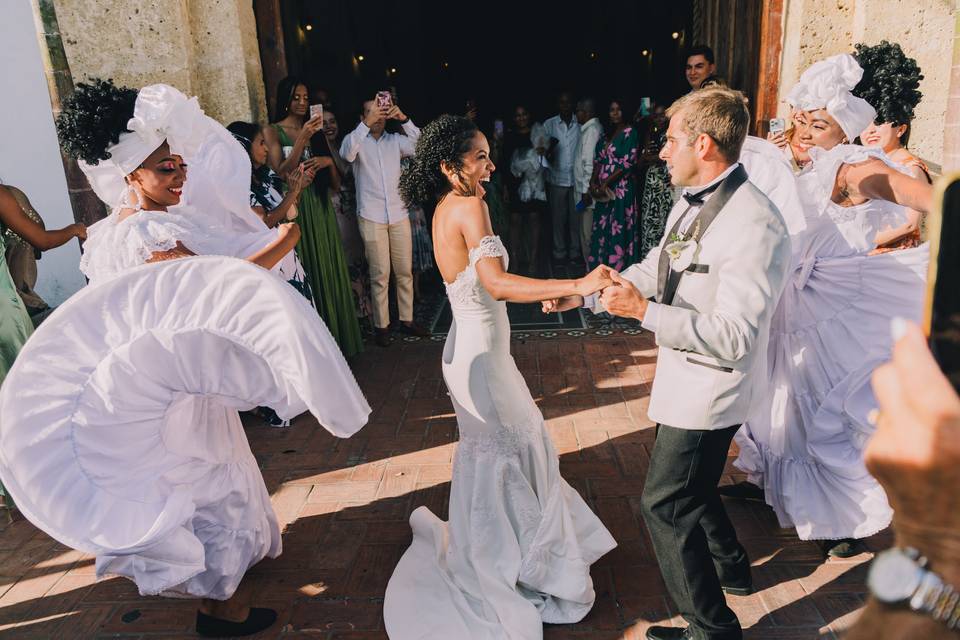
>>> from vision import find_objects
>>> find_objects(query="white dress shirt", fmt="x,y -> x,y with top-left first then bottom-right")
573,117 -> 603,199
543,115 -> 581,187
339,120 -> 421,224
641,163 -> 741,332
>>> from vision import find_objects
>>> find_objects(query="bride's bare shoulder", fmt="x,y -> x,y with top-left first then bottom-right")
439,194 -> 488,225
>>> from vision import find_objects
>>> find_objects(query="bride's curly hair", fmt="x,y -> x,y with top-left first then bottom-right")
853,41 -> 923,129
57,78 -> 138,165
399,114 -> 479,210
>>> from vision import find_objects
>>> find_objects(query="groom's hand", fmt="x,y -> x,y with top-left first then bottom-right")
600,271 -> 648,321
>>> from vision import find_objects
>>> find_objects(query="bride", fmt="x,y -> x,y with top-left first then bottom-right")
383,115 -> 617,639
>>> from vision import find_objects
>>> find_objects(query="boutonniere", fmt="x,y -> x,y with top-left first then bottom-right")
664,220 -> 700,272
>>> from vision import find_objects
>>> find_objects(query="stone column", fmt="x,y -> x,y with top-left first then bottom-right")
941,2 -> 960,172
31,0 -> 106,227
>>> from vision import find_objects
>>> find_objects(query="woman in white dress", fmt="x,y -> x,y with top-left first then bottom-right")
383,115 -> 616,639
0,80 -> 371,637
729,55 -> 934,557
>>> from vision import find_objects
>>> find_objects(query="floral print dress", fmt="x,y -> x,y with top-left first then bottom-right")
588,127 -> 639,271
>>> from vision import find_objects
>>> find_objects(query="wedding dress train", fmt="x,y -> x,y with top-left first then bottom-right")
384,236 -> 616,639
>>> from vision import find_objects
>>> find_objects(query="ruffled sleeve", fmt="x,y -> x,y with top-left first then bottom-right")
79,212 -> 212,283
468,235 -> 507,266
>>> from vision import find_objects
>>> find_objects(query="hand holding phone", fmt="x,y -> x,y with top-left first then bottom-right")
309,104 -> 324,122
769,118 -> 786,136
376,91 -> 393,109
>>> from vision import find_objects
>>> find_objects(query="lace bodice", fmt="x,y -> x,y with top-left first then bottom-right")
444,235 -> 509,310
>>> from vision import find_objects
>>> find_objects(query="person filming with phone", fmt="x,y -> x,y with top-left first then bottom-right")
340,92 -> 430,346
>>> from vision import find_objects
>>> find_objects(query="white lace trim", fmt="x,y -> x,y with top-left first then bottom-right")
444,235 -> 508,309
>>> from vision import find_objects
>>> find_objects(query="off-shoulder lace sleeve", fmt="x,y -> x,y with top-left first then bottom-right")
468,235 -> 507,266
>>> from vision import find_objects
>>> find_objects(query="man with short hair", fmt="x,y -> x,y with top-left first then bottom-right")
549,87 -> 791,639
573,97 -> 602,264
685,45 -> 718,91
543,91 -> 581,265
341,97 -> 429,347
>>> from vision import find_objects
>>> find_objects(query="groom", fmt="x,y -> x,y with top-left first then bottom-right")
599,88 -> 791,639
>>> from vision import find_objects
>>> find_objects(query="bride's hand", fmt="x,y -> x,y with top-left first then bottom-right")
542,296 -> 584,314
575,265 -> 614,296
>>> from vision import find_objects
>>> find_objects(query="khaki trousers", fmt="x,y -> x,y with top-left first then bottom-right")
358,216 -> 414,329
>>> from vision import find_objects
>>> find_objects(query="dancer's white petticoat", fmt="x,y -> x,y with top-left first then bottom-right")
734,144 -> 928,540
384,236 -> 616,639
0,256 -> 370,599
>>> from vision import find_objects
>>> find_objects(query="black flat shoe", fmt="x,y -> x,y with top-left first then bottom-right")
645,626 -> 692,640
816,538 -> 862,558
196,608 -> 277,637
717,481 -> 765,503
374,329 -> 391,347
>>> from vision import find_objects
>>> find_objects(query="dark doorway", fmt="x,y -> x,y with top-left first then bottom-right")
263,0 -> 696,126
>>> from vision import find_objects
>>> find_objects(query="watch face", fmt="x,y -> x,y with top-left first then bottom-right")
869,550 -> 924,603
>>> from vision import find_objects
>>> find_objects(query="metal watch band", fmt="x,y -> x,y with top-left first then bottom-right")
910,555 -> 960,629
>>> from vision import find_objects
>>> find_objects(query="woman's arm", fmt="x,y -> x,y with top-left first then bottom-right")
458,198 -> 611,302
0,186 -> 85,250
245,223 -> 301,270
264,120 -> 322,179
841,158 -> 934,213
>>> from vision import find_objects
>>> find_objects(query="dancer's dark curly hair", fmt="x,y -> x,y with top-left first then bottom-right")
853,41 -> 923,128
399,114 -> 479,210
56,78 -> 138,165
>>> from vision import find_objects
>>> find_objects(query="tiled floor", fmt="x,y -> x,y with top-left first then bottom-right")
0,331 -> 884,639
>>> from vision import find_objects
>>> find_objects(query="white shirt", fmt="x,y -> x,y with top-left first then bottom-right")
339,120 -> 420,224
573,117 -> 603,198
641,163 -> 741,332
543,115 -> 581,187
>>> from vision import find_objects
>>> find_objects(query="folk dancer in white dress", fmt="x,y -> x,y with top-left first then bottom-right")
728,54 -> 934,558
0,80 -> 371,638
383,115 -> 616,640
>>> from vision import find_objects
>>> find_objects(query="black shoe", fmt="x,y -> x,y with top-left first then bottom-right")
398,321 -> 430,337
374,329 -> 391,347
721,579 -> 754,596
645,626 -> 692,640
816,538 -> 862,558
717,481 -> 765,503
196,608 -> 277,638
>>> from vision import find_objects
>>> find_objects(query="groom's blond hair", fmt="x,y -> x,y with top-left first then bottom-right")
666,87 -> 749,163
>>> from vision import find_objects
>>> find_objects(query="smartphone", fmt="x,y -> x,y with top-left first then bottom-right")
309,104 -> 323,121
924,174 -> 960,391
769,118 -> 786,136
376,91 -> 393,109
640,97 -> 651,117
493,119 -> 504,137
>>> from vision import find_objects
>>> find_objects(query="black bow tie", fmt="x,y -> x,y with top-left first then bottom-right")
681,180 -> 723,207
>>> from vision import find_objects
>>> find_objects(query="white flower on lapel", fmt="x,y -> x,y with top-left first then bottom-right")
665,238 -> 698,272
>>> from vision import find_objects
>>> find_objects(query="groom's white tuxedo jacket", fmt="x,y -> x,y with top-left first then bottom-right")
619,166 -> 791,430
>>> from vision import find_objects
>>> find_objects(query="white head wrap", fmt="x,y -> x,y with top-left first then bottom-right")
786,54 -> 876,141
79,83 -> 266,236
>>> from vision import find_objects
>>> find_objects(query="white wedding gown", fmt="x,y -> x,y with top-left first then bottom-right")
0,218 -> 370,599
384,236 -> 616,639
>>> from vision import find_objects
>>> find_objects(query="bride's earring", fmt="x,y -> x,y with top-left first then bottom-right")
120,184 -> 143,212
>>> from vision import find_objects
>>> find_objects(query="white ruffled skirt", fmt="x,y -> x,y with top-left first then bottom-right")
734,244 -> 928,540
0,256 -> 370,599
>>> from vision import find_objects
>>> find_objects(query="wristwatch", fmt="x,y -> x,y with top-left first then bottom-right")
868,546 -> 960,629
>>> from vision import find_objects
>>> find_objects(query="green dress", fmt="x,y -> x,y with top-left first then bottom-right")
274,126 -> 363,357
587,126 -> 640,271
0,221 -> 33,506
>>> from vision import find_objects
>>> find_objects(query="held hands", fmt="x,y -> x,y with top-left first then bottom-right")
68,222 -> 87,240
599,270 -> 648,321
541,296 -> 583,314
575,265 -> 614,297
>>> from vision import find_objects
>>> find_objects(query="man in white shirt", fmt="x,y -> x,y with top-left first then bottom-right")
340,98 -> 428,346
573,98 -> 602,264
543,91 -> 581,265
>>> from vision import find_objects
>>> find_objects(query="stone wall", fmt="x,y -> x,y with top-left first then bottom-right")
779,0 -> 956,166
54,0 -> 267,125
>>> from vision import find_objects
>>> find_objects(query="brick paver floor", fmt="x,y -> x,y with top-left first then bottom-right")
0,332 -> 885,639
